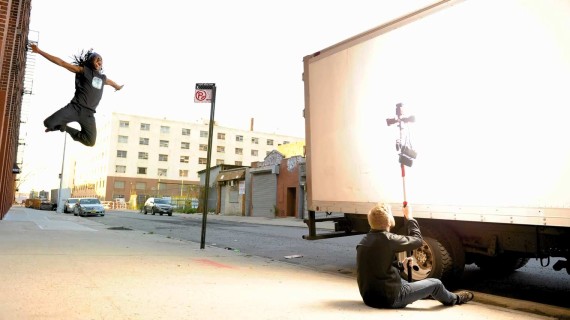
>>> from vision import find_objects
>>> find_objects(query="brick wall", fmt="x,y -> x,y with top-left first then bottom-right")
276,156 -> 304,218
0,0 -> 32,219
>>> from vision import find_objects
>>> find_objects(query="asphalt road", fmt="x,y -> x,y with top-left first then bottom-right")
88,210 -> 570,310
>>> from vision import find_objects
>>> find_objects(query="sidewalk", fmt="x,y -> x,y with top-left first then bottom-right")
0,206 -> 562,320
173,211 -> 336,229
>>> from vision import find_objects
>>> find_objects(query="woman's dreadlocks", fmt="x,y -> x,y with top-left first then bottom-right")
72,48 -> 102,70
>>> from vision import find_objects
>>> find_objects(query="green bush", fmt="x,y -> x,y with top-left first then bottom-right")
175,207 -> 197,214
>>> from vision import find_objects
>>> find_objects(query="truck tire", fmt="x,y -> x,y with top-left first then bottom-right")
398,237 -> 453,283
475,255 -> 530,274
396,225 -> 464,288
422,225 -> 465,288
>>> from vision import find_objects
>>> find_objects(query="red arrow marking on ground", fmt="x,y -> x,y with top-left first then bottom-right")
194,258 -> 235,269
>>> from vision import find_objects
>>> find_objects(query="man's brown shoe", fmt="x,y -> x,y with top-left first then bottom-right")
456,291 -> 474,305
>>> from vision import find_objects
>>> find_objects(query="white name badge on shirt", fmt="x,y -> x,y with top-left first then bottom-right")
92,77 -> 103,89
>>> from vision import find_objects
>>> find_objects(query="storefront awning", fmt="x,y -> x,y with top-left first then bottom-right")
216,169 -> 246,182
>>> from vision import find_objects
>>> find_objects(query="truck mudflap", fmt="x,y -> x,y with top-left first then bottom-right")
302,211 -> 366,240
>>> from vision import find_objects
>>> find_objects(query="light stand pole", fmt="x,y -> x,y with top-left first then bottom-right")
386,103 -> 417,281
56,134 -> 67,213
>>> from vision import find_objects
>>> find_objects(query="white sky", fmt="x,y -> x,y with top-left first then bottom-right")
18,0 -> 438,194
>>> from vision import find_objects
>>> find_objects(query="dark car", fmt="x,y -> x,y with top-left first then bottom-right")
142,198 -> 173,216
39,201 -> 56,211
74,198 -> 105,217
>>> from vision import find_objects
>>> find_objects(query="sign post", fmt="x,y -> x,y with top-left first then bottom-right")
195,83 -> 217,249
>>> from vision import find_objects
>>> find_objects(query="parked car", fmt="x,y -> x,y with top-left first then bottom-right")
63,198 -> 79,213
39,201 -> 56,211
74,198 -> 105,217
142,198 -> 173,216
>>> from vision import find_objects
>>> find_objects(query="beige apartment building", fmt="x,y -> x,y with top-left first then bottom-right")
69,112 -> 304,205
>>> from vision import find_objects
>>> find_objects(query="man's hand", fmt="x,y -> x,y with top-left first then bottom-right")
403,205 -> 413,220
401,256 -> 419,271
30,43 -> 39,54
402,256 -> 413,268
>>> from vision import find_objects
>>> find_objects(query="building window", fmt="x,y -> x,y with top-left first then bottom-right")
138,152 -> 148,160
216,159 -> 224,165
217,146 -> 225,153
115,165 -> 126,173
236,135 -> 243,142
181,142 -> 190,149
140,123 -> 150,131
117,150 -> 127,158
179,170 -> 188,177
180,156 -> 189,163
139,137 -> 149,145
158,168 -> 167,176
199,144 -> 208,151
251,150 -> 258,156
283,141 -> 290,145
159,154 -> 168,161
199,158 -> 207,164
235,148 -> 243,155
136,182 -> 146,190
267,139 -> 273,146
182,128 -> 191,136
137,167 -> 147,174
160,126 -> 170,134
251,137 -> 259,144
160,140 -> 169,147
118,135 -> 128,143
114,181 -> 125,189
200,130 -> 208,138
217,132 -> 225,140
235,161 -> 242,166
119,120 -> 129,128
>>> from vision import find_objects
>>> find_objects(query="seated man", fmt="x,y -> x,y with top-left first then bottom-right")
356,203 -> 473,308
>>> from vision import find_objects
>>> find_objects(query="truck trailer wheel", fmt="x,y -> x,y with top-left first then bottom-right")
475,255 -> 530,274
422,225 -> 465,287
398,237 -> 453,283
396,225 -> 465,288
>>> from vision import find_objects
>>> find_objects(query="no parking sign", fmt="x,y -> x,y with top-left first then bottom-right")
194,83 -> 215,103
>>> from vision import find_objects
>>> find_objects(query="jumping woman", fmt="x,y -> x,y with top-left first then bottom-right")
30,43 -> 124,147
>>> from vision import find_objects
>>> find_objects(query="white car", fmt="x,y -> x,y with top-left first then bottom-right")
63,198 -> 79,213
74,198 -> 105,217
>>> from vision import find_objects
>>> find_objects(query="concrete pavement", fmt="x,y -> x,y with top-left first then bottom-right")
0,206 -> 565,320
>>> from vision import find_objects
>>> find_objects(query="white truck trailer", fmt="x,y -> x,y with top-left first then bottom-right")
302,0 -> 570,284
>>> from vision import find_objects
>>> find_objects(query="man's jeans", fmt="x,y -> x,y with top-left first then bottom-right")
391,278 -> 457,308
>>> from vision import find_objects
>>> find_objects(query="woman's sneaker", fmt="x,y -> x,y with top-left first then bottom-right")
456,291 -> 474,305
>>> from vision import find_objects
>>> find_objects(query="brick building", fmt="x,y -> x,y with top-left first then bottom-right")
0,0 -> 32,219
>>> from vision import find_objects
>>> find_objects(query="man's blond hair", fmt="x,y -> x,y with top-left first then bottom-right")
368,203 -> 395,231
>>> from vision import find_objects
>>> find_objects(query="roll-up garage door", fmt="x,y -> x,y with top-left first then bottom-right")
252,173 -> 277,217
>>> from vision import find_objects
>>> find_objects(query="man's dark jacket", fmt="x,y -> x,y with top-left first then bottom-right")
356,219 -> 422,308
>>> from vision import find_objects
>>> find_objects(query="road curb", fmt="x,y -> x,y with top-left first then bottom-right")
472,291 -> 570,319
